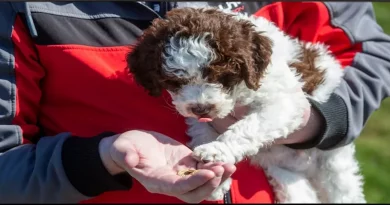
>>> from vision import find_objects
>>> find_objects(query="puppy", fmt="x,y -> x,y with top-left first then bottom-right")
126,7 -> 366,203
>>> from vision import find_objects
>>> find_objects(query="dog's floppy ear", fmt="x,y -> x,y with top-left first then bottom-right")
126,19 -> 169,97
242,32 -> 273,90
127,44 -> 164,97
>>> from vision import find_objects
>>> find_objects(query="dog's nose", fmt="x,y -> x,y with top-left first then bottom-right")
191,104 -> 212,116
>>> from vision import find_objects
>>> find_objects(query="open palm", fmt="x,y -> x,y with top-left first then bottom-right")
109,130 -> 235,203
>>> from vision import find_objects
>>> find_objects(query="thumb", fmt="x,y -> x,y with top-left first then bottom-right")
124,148 -> 140,168
111,138 -> 140,170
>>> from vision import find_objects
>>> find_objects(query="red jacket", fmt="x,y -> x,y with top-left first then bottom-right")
1,1 -> 389,203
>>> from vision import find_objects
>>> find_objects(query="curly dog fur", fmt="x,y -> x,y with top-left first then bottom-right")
127,7 -> 366,203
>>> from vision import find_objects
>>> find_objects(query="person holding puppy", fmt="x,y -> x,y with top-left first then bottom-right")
0,1 -> 389,203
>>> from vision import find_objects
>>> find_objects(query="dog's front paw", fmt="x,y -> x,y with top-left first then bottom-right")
192,141 -> 236,164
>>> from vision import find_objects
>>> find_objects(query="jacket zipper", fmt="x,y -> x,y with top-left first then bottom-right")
223,190 -> 232,204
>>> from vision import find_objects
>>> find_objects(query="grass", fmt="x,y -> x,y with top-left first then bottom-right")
354,2 -> 390,203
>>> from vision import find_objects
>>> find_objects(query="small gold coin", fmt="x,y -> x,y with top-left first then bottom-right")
177,169 -> 198,177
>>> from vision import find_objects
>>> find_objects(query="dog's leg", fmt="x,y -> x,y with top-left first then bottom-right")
185,118 -> 220,149
192,89 -> 310,164
315,144 -> 366,203
185,118 -> 232,201
266,166 -> 320,203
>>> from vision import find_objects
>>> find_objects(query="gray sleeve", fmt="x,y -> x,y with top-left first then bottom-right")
0,132 -> 133,203
286,2 -> 390,150
328,2 -> 390,149
0,133 -> 89,203
0,2 -> 132,203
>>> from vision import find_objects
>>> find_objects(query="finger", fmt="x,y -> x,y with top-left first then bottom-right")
197,161 -> 225,169
179,165 -> 224,203
199,162 -> 236,186
220,163 -> 236,182
170,169 -> 216,195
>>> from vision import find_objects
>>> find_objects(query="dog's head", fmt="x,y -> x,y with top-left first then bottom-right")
127,7 -> 272,121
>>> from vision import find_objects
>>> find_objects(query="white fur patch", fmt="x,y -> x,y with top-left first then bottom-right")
162,33 -> 215,79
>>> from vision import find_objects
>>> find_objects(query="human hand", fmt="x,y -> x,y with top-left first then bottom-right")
209,104 -> 324,145
98,130 -> 236,203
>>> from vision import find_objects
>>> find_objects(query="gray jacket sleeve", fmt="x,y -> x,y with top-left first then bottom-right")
0,134 -> 87,203
288,2 -> 390,150
0,2 -> 132,203
329,2 -> 390,149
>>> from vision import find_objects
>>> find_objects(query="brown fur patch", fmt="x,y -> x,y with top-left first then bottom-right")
289,45 -> 325,95
126,8 -> 273,96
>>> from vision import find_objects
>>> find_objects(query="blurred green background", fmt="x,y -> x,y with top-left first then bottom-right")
355,2 -> 390,203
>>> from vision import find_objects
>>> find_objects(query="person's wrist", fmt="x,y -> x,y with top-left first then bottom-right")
99,134 -> 126,176
62,132 -> 132,197
303,106 -> 326,141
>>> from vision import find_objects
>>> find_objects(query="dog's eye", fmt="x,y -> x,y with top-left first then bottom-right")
172,69 -> 182,74
172,69 -> 188,76
163,79 -> 184,93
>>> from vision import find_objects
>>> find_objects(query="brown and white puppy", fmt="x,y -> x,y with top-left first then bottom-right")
127,7 -> 365,203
